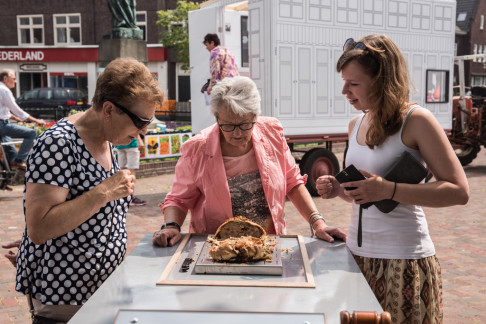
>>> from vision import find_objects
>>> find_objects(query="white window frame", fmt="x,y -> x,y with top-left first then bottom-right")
481,15 -> 484,30
474,44 -> 478,62
136,11 -> 147,41
53,13 -> 82,45
17,15 -> 44,45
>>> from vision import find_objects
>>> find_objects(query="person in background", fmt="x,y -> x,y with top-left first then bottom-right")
203,33 -> 240,95
116,133 -> 147,205
0,69 -> 46,170
152,76 -> 346,247
14,57 -> 163,323
316,35 -> 469,323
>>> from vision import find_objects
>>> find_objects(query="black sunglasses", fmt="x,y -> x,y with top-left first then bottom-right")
104,99 -> 154,129
343,38 -> 368,51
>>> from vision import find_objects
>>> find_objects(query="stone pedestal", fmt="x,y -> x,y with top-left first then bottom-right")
98,38 -> 148,67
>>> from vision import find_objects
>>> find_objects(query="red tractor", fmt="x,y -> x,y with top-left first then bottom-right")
448,85 -> 486,166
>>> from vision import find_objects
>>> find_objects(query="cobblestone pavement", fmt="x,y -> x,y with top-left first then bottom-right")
1,150 -> 485,323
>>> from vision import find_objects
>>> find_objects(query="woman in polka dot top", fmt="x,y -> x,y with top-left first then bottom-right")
14,58 -> 164,323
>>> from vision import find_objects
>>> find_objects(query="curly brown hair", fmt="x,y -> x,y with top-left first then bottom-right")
92,57 -> 164,112
336,35 -> 414,148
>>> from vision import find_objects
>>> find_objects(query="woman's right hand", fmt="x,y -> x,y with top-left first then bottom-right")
99,169 -> 135,201
316,175 -> 342,199
152,228 -> 181,247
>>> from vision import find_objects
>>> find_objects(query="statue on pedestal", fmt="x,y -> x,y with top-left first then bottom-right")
107,0 -> 143,40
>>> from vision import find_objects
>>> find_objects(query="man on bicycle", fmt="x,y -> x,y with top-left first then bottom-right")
0,69 -> 46,170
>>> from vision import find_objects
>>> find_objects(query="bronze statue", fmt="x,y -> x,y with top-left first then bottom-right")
107,0 -> 143,39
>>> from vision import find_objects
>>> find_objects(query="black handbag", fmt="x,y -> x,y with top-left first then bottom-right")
200,79 -> 210,93
374,151 -> 428,213
335,151 -> 428,247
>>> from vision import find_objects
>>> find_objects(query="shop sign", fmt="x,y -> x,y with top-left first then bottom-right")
19,63 -> 47,71
0,50 -> 44,61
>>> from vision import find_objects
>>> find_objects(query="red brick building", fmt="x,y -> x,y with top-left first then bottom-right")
0,0 -> 199,102
456,0 -> 486,86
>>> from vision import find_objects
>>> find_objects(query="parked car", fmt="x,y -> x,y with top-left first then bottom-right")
16,87 -> 90,120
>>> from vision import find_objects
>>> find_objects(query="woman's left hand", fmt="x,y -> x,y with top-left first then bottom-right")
313,221 -> 347,242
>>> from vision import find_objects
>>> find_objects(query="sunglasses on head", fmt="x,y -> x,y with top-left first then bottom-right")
103,99 -> 154,130
343,38 -> 368,52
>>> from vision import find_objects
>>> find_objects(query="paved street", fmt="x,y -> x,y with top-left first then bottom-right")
1,149 -> 485,323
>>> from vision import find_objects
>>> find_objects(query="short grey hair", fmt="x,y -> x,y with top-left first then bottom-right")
210,76 -> 261,117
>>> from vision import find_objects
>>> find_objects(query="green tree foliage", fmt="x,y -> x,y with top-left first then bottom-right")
157,0 -> 200,70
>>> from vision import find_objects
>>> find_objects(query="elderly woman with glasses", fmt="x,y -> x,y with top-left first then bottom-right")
153,76 -> 346,247
316,35 -> 469,323
14,57 -> 163,323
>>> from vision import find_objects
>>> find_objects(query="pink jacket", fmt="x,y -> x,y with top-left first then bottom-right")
160,117 -> 306,234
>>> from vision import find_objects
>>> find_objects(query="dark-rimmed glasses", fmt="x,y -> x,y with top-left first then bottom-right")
104,99 -> 154,130
343,38 -> 368,52
218,121 -> 256,132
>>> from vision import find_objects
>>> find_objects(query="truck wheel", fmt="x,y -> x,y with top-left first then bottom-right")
454,143 -> 480,166
301,148 -> 340,196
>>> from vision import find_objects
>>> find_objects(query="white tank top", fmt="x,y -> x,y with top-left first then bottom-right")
345,106 -> 435,259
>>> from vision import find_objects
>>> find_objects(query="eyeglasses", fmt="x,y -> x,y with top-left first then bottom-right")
104,99 -> 154,130
218,121 -> 256,132
343,38 -> 368,51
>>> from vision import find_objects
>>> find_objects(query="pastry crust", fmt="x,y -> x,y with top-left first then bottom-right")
214,216 -> 266,240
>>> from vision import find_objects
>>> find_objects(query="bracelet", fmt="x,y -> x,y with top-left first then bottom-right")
310,214 -> 325,228
160,221 -> 181,232
308,211 -> 320,222
391,182 -> 397,200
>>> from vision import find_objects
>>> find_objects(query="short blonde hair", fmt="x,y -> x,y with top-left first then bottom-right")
210,76 -> 261,117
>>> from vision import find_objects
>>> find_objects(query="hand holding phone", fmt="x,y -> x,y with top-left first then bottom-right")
334,165 -> 367,190
335,165 -> 374,209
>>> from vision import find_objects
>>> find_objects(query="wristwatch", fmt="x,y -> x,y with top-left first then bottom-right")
160,222 -> 181,232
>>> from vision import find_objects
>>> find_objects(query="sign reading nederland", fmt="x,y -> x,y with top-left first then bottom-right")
0,48 -> 99,62
0,47 -> 166,62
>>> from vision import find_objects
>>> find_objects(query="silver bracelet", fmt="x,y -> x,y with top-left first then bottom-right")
310,215 -> 325,227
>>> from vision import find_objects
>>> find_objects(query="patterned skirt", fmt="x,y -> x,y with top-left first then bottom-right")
353,255 -> 443,324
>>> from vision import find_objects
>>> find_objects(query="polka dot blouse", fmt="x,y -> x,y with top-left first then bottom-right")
16,119 -> 131,305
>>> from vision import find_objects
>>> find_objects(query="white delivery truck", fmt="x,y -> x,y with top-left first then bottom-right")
189,0 -> 456,195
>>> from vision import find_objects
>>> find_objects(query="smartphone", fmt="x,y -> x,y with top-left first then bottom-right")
335,165 -> 374,208
334,165 -> 366,190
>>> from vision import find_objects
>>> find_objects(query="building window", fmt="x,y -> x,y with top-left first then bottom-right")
337,0 -> 359,24
17,15 -> 44,45
481,15 -> 484,30
279,0 -> 304,19
388,1 -> 408,28
474,44 -> 478,62
411,3 -> 430,30
457,12 -> 467,22
434,5 -> 453,32
136,11 -> 147,41
53,14 -> 81,45
363,0 -> 384,27
308,0 -> 332,22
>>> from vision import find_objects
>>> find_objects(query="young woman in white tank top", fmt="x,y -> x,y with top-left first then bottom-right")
316,35 -> 469,324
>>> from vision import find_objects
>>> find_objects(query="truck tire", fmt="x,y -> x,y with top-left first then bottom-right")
301,148 -> 340,196
454,143 -> 480,166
